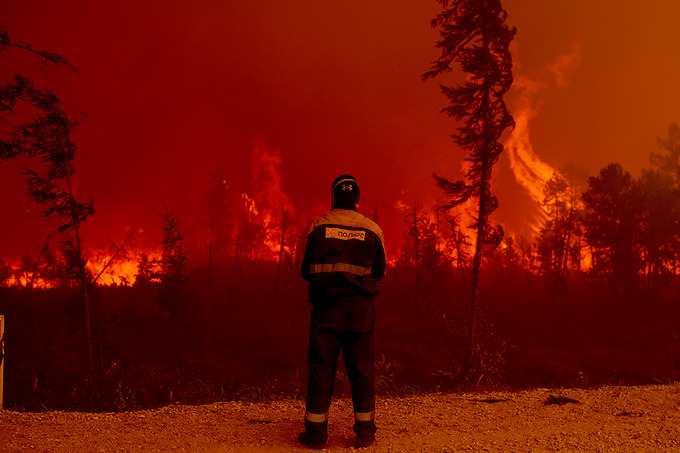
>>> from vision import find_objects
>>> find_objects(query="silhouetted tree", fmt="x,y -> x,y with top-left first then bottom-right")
637,169 -> 680,287
157,208 -> 194,316
495,234 -> 520,271
536,172 -> 583,283
0,29 -> 79,73
400,206 -> 444,271
442,212 -> 471,280
160,208 -> 187,279
0,38 -> 101,404
0,259 -> 10,286
273,202 -> 295,294
134,252 -> 159,287
16,255 -> 36,288
515,234 -> 536,273
423,0 -> 515,377
582,163 -> 642,291
239,217 -> 268,260
41,244 -> 68,288
203,166 -> 236,259
650,123 -> 680,187
400,205 -> 448,324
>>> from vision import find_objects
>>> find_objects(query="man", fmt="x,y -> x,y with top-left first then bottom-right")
295,174 -> 386,449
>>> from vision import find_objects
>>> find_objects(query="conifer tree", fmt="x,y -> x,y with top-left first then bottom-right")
157,208 -> 193,316
1,31 -> 101,407
423,0 -> 515,377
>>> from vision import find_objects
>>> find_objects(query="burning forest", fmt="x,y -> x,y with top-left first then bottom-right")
2,1 -> 680,413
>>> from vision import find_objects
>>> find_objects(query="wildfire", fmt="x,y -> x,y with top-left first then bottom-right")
504,46 -> 582,233
88,249 -> 161,286
504,76 -> 557,221
238,141 -> 295,261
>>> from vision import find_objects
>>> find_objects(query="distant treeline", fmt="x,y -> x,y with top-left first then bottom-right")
3,126 -> 680,293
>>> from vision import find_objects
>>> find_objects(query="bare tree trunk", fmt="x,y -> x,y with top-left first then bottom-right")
463,162 -> 489,380
27,235 -> 51,301
274,205 -> 288,294
228,237 -> 241,308
0,315 -> 5,409
93,234 -> 132,285
413,203 -> 420,326
208,217 -> 213,314
55,114 -> 101,409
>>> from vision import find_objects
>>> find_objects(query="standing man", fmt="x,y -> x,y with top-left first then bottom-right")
295,174 -> 386,449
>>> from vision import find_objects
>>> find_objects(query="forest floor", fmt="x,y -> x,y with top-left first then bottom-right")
2,383 -> 680,452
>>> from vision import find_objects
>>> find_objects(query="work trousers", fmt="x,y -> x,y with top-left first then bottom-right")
305,298 -> 375,415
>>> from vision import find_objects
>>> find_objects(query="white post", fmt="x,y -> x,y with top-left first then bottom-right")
0,315 -> 4,410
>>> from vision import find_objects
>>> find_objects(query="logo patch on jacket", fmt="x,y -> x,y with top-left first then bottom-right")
325,227 -> 366,241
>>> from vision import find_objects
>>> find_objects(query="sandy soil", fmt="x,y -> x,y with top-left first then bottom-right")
2,383 -> 679,452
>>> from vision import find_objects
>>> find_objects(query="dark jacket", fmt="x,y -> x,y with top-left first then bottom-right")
296,208 -> 386,304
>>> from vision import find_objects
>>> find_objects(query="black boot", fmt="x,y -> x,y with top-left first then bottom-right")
298,419 -> 328,449
353,419 -> 376,448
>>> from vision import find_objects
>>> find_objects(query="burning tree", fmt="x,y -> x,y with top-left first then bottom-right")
423,0 -> 515,378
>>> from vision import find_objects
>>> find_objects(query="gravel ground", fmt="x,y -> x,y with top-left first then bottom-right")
2,383 -> 679,452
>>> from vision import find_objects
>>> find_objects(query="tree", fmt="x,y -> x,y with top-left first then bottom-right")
134,252 -> 159,287
1,35 -> 101,406
400,205 -> 447,324
515,234 -> 535,273
160,208 -> 188,281
442,212 -> 471,280
157,208 -> 193,316
202,166 -> 236,260
581,163 -> 642,290
0,29 -> 79,73
536,172 -> 583,283
637,169 -> 680,287
0,259 -> 10,286
650,123 -> 680,187
423,0 -> 515,378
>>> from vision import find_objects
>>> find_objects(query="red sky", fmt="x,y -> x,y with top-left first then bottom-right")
2,0 -> 680,260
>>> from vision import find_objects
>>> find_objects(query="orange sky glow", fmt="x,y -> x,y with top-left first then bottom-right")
2,0 -> 680,267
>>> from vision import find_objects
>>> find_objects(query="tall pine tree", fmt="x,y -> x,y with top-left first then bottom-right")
423,0 -> 515,378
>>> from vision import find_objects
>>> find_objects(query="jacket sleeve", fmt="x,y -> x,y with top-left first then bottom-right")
372,238 -> 386,281
295,222 -> 313,281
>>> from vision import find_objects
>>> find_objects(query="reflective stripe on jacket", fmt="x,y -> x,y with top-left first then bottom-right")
296,208 -> 386,303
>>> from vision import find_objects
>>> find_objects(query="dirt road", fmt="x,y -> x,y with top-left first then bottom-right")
2,384 -> 679,452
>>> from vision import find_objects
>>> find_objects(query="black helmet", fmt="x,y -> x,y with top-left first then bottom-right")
331,174 -> 360,205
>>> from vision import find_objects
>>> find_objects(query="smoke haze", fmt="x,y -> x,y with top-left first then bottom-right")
2,0 -> 679,258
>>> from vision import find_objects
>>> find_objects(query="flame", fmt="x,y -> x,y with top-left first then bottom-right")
504,76 -> 557,214
241,192 -> 259,218
2,143 -> 302,288
88,249 -> 162,286
504,45 -> 581,234
251,141 -> 291,210
235,142 -> 295,261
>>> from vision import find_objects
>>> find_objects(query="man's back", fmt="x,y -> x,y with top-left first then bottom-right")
298,208 -> 386,304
